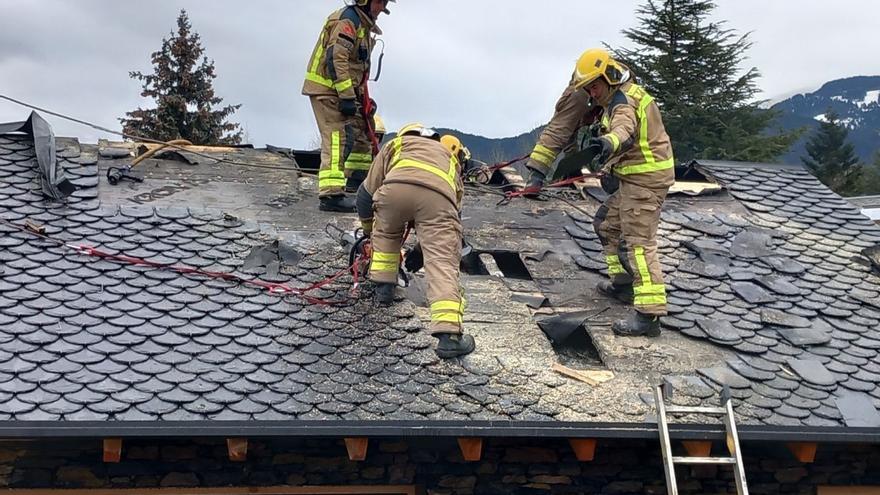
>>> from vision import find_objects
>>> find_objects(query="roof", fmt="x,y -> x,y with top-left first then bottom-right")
571,159 -> 880,429
1,119 -> 880,441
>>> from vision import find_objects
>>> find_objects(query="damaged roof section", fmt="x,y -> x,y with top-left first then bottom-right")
0,125 -> 612,425
569,159 -> 880,428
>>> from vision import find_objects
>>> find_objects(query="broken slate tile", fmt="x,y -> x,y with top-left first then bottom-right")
776,323 -> 832,347
731,282 -> 776,304
695,318 -> 742,344
835,391 -> 880,427
786,359 -> 836,386
697,367 -> 751,389
761,308 -> 811,328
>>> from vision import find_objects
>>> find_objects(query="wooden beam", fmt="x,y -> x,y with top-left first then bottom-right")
682,440 -> 712,458
568,438 -> 597,462
226,438 -> 248,462
0,486 -> 419,495
456,438 -> 483,462
102,438 -> 122,463
344,438 -> 369,461
786,442 -> 818,463
819,488 -> 880,495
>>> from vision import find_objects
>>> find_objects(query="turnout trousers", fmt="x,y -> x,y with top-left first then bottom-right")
593,181 -> 669,316
369,183 -> 464,335
309,95 -> 373,197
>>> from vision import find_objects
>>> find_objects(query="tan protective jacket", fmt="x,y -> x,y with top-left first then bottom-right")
364,135 -> 463,210
597,80 -> 675,189
528,80 -> 594,175
302,6 -> 378,100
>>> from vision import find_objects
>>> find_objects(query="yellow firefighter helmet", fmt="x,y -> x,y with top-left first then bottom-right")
440,135 -> 462,156
573,48 -> 628,89
398,123 -> 440,140
373,115 -> 386,135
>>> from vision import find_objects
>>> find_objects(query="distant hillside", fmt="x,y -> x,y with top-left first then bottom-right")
440,76 -> 880,166
432,127 -> 543,164
772,75 -> 880,163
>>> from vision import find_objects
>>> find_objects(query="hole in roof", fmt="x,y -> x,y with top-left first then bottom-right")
671,163 -> 725,197
460,250 -> 533,280
552,324 -> 604,370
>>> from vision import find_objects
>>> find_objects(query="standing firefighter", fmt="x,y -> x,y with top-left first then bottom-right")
356,124 -> 475,358
576,48 -> 674,337
303,0 -> 394,212
524,75 -> 599,190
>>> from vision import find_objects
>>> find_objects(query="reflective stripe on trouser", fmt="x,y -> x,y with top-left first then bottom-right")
370,182 -> 463,334
529,144 -> 558,174
370,251 -> 400,280
309,96 -> 373,197
592,181 -> 668,315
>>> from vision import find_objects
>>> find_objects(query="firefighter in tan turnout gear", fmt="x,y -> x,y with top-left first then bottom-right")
551,48 -> 675,337
356,124 -> 475,358
303,0 -> 395,213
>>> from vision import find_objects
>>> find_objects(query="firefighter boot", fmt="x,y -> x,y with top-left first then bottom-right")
435,333 -> 476,359
344,172 -> 366,194
319,195 -> 357,213
612,311 -> 661,337
374,282 -> 395,306
597,280 -> 634,304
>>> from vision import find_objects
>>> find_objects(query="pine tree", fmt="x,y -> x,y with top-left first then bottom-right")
862,154 -> 880,196
802,110 -> 862,196
613,0 -> 800,163
120,9 -> 242,145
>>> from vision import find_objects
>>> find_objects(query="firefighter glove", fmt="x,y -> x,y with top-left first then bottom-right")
524,169 -> 546,197
360,218 -> 373,236
339,98 -> 358,117
588,136 -> 614,165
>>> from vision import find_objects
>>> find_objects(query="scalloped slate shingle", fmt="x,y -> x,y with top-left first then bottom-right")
568,160 -> 880,428
0,134 -> 577,423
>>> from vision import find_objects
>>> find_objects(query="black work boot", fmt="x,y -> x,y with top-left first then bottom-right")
597,280 -> 634,304
374,282 -> 395,306
319,195 -> 356,213
612,312 -> 661,337
435,333 -> 476,359
523,170 -> 546,198
344,176 -> 364,194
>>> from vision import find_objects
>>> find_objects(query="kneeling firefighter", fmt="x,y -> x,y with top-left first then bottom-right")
568,48 -> 675,337
356,124 -> 475,358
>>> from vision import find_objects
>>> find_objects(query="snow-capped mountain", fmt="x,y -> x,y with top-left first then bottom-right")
772,76 -> 880,162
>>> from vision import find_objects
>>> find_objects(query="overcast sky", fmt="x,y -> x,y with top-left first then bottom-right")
1,0 -> 878,147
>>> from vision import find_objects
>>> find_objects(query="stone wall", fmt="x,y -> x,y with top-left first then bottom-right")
0,437 -> 878,494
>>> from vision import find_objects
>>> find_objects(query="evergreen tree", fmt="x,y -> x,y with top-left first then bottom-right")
613,0 -> 800,163
802,110 -> 862,196
855,151 -> 880,196
120,9 -> 242,145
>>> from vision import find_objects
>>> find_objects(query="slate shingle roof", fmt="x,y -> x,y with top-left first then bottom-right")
569,160 -> 880,428
4,126 -> 880,434
0,134 -> 574,423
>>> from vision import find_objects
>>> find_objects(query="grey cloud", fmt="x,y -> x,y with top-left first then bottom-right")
1,0 -> 879,147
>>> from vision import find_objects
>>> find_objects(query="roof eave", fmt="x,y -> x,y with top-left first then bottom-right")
1,420 -> 878,444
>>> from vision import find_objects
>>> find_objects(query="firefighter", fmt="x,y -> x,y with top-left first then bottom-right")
356,124 -> 475,358
373,114 -> 387,143
535,48 -> 674,337
523,74 -> 599,191
302,0 -> 395,213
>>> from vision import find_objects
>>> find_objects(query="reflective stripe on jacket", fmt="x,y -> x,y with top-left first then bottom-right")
363,135 -> 463,210
302,7 -> 376,100
599,80 -> 675,189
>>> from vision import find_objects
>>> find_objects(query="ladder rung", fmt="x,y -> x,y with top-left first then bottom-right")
672,456 -> 737,465
664,406 -> 727,415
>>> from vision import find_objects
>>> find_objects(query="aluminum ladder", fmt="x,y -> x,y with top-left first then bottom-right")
653,383 -> 749,495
